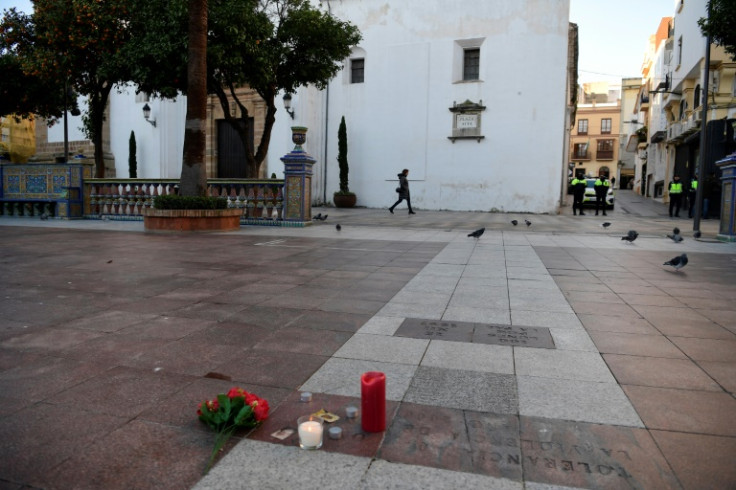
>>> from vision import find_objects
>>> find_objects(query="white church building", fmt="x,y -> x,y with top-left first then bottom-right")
89,0 -> 573,213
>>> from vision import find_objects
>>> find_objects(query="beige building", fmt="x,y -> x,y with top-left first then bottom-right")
569,100 -> 622,182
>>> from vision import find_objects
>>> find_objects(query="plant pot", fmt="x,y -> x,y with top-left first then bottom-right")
142,208 -> 243,232
333,193 -> 356,208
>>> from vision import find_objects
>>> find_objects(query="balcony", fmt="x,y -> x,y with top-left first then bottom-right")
596,150 -> 614,160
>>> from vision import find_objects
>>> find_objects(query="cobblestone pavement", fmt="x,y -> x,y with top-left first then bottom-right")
0,190 -> 734,489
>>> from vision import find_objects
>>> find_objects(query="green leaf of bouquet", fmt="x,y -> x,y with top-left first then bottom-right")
234,405 -> 253,427
217,394 -> 232,418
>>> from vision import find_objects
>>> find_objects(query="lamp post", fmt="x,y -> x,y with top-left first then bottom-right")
142,103 -> 157,127
282,93 -> 295,119
63,79 -> 69,163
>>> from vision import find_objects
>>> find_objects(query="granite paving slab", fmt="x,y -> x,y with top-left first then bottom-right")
364,460 -> 523,490
519,417 -> 680,489
548,328 -> 599,352
332,333 -> 429,365
517,376 -> 643,427
420,340 -> 514,374
650,430 -> 736,490
622,385 -> 736,436
473,324 -> 555,349
219,349 -> 329,389
603,354 -> 723,391
194,439 -> 371,490
356,315 -> 404,336
378,402 -> 522,481
442,306 -> 511,324
514,349 -> 615,383
404,366 -> 518,413
300,358 -> 417,401
394,317 -> 474,342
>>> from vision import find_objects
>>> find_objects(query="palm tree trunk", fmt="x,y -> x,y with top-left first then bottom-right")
180,0 -> 208,196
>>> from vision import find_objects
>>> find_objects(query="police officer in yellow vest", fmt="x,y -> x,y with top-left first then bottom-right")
668,174 -> 683,218
688,176 -> 698,218
594,174 -> 610,216
570,176 -> 587,216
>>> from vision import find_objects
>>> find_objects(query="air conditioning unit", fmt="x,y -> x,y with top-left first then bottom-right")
693,111 -> 702,123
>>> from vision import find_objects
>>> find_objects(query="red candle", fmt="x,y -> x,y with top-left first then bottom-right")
361,371 -> 386,432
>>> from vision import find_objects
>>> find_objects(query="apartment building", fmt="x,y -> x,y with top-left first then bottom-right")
569,98 -> 621,184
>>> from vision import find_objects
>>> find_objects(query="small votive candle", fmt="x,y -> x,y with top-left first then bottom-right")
297,415 -> 324,450
328,426 -> 343,440
345,406 -> 358,419
300,391 -> 313,402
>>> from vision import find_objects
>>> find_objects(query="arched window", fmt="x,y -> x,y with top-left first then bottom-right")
694,84 -> 701,108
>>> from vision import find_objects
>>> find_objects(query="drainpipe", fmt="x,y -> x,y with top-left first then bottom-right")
693,2 -> 711,234
322,0 -> 332,204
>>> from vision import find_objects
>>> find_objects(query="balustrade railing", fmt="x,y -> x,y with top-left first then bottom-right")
85,178 -> 284,224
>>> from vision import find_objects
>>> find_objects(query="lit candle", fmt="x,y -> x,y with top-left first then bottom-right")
297,415 -> 323,449
361,371 -> 386,432
345,406 -> 358,419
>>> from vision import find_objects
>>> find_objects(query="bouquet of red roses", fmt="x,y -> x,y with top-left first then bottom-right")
197,387 -> 269,473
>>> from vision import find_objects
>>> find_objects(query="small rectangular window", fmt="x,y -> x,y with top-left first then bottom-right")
463,48 -> 480,81
601,118 -> 612,134
351,58 -> 364,84
578,119 -> 588,135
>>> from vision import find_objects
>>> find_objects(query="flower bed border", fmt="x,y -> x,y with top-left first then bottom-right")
142,208 -> 243,232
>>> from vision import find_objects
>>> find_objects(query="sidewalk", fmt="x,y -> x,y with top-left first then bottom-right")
0,192 -> 734,489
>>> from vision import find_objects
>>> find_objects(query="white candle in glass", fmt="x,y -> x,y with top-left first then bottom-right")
298,420 -> 323,448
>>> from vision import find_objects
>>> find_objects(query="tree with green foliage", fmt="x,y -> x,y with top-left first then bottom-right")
698,0 -> 736,61
0,1 -> 134,177
128,131 -> 137,178
126,0 -> 361,179
0,9 -> 67,121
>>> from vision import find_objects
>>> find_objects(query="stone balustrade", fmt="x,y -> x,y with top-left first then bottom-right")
85,178 -> 285,224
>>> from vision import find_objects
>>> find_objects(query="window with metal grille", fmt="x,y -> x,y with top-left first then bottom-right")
463,48 -> 480,81
351,58 -> 364,84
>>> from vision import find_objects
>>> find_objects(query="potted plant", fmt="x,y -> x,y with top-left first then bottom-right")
142,195 -> 243,232
333,116 -> 356,208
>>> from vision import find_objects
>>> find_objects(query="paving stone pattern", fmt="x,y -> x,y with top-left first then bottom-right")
1,192 -> 735,489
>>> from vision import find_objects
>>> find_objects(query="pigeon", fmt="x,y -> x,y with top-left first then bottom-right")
667,227 -> 683,243
313,213 -> 328,221
621,230 -> 638,243
335,224 -> 341,231
601,222 -> 611,228
468,227 -> 485,238
693,230 -> 702,239
40,213 -> 49,220
663,253 -> 688,271
510,220 -> 518,226
525,219 -> 532,227
313,213 -> 322,220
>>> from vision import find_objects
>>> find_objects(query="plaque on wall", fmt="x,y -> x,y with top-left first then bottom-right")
448,99 -> 486,143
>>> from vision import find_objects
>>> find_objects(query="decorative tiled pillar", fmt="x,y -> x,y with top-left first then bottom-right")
716,153 -> 736,242
281,126 -> 315,225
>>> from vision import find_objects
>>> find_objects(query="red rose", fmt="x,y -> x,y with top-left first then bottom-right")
245,393 -> 258,405
253,399 -> 269,421
227,387 -> 246,399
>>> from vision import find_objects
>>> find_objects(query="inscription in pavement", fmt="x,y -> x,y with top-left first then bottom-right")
395,318 -> 555,349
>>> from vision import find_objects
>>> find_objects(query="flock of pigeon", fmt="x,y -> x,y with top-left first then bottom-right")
313,211 -> 692,273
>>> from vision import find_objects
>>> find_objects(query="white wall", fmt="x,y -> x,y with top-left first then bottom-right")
47,96 -> 86,143
109,85 -> 186,179
301,0 -> 570,212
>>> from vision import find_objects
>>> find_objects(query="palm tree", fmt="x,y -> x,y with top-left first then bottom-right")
179,0 -> 208,196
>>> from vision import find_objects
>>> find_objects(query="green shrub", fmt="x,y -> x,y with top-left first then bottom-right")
153,195 -> 228,210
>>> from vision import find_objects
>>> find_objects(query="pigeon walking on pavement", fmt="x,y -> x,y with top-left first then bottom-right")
621,230 -> 638,243
601,222 -> 611,228
663,253 -> 688,271
667,227 -> 683,243
524,219 -> 532,227
468,227 -> 485,239
335,223 -> 341,231
510,220 -> 518,226
313,213 -> 322,221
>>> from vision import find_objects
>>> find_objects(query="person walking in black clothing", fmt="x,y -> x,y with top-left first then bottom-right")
570,176 -> 586,216
594,174 -> 610,216
389,169 -> 415,214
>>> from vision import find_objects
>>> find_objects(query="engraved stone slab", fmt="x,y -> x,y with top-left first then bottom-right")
519,416 -> 681,489
473,324 -> 555,349
394,318 -> 474,342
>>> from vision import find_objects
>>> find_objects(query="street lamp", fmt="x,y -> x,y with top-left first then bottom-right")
142,103 -> 157,127
282,93 -> 295,119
